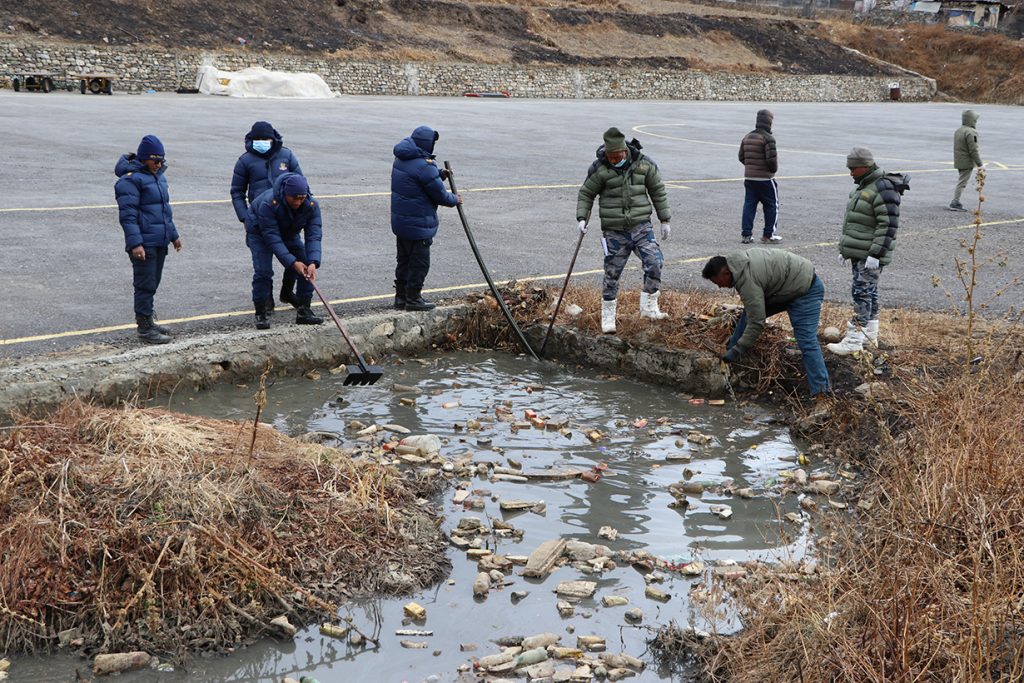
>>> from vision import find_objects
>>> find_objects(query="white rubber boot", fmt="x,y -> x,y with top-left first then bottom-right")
865,320 -> 879,345
601,299 -> 617,334
640,290 -> 669,320
826,322 -> 866,355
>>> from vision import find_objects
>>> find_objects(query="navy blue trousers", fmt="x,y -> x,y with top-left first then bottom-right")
246,233 -> 313,305
129,245 -> 167,318
741,179 -> 779,238
395,236 -> 432,292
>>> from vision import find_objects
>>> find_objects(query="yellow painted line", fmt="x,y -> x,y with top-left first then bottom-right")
4,217 -> 1021,348
4,167 -> 1022,214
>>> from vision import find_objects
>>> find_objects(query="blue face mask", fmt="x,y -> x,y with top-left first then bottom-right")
613,157 -> 627,168
252,139 -> 272,154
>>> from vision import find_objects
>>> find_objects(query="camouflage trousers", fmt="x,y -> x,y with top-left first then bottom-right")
601,223 -> 664,300
850,259 -> 882,326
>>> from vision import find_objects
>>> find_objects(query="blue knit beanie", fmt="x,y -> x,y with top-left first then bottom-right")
249,121 -> 275,139
281,174 -> 309,197
136,135 -> 165,161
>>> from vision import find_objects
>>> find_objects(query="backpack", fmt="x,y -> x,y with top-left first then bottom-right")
884,172 -> 910,195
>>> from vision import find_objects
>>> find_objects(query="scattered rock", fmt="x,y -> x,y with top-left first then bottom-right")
555,581 -> 597,598
624,607 -> 644,624
403,602 -> 427,620
709,504 -> 733,519
523,538 -> 568,578
269,615 -> 297,637
598,526 -> 619,540
92,652 -> 151,676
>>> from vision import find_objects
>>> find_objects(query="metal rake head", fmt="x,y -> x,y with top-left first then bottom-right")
342,365 -> 384,386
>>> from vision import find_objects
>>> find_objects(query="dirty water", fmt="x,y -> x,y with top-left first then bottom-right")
8,352 -> 811,683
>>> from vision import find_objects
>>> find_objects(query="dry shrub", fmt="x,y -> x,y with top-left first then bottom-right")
703,363 -> 1024,682
0,402 -> 447,659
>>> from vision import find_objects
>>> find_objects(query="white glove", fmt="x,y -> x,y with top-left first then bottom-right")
577,220 -> 587,234
838,253 -> 846,266
864,256 -> 880,271
660,223 -> 671,241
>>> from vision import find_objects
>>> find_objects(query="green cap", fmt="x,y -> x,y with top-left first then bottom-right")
603,127 -> 627,152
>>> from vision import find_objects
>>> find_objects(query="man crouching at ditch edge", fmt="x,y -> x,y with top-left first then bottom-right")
115,134 -> 182,345
702,248 -> 831,400
245,173 -> 324,329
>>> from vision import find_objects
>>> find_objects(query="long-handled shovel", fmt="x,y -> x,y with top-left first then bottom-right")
309,279 -> 383,386
443,161 -> 539,361
539,219 -> 587,357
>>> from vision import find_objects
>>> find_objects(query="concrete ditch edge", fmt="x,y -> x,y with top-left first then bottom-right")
0,307 -> 462,418
525,324 -> 728,397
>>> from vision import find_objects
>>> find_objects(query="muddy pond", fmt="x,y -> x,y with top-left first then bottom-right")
9,352 -> 812,682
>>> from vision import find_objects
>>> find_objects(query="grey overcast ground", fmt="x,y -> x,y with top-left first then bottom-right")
1,93 -> 1022,358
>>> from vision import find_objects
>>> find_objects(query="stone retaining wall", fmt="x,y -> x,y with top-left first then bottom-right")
0,39 -> 936,101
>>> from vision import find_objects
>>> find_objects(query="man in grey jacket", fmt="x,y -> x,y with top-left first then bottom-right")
702,248 -> 829,398
949,109 -> 983,212
738,109 -> 781,244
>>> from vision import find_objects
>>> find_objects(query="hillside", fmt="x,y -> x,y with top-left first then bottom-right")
0,0 -> 899,76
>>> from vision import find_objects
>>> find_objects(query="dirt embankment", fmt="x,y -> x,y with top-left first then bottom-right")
822,21 -> 1024,104
0,0 -> 897,75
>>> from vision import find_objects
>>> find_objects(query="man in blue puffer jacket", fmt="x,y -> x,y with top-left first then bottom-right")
231,121 -> 304,312
245,172 -> 324,329
115,134 -> 182,344
390,125 -> 462,311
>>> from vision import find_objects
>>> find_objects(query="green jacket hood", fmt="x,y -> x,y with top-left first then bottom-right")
962,110 -> 979,127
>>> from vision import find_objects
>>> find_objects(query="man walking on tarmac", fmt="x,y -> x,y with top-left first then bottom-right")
702,248 -> 830,399
828,147 -> 904,355
245,173 -> 324,330
115,134 -> 182,344
738,109 -> 782,244
576,127 -> 672,334
390,125 -> 462,312
231,121 -> 304,311
949,109 -> 984,212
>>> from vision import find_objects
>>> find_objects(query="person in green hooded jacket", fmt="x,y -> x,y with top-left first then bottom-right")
949,109 -> 983,212
576,127 -> 672,334
827,147 -> 901,356
702,248 -> 829,398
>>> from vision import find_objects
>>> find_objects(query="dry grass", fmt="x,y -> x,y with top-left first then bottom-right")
822,21 -> 1024,104
0,402 -> 446,659
702,361 -> 1024,682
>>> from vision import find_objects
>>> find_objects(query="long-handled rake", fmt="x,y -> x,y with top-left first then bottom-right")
309,279 -> 383,386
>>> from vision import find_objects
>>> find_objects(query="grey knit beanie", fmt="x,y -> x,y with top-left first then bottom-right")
846,147 -> 874,168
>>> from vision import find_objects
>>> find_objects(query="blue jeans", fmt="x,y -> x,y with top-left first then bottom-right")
246,232 -> 313,305
129,245 -> 167,317
741,179 -> 779,238
727,274 -> 830,396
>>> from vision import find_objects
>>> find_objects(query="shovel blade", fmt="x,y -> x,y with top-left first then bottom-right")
342,365 -> 384,386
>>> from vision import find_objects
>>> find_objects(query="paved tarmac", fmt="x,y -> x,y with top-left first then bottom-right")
1,92 -> 1021,358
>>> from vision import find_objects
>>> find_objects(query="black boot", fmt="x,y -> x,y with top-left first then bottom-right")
279,281 -> 299,308
136,315 -> 171,344
150,312 -> 172,335
394,280 -> 407,310
254,302 -> 270,330
405,288 -> 436,311
265,296 -> 276,315
295,300 -> 324,325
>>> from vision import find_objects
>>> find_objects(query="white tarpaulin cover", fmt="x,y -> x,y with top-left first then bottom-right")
195,65 -> 334,99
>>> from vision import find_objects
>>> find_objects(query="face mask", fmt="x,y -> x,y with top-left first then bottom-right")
613,157 -> 627,168
252,140 -> 272,154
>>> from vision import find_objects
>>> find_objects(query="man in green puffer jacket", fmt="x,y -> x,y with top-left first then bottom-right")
827,147 -> 902,356
702,248 -> 830,398
949,109 -> 984,212
576,127 -> 672,334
